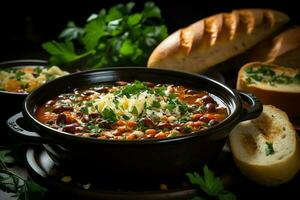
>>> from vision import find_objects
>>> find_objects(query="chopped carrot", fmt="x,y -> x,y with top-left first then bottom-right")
192,121 -> 204,127
4,80 -> 21,92
155,132 -> 167,139
127,121 -> 137,127
117,120 -> 126,126
126,133 -> 136,140
145,129 -> 157,135
21,67 -> 34,73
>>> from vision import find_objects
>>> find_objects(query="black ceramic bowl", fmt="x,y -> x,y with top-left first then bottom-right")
7,67 -> 262,181
0,59 -> 48,121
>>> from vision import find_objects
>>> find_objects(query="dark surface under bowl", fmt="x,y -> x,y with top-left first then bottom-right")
7,67 -> 262,182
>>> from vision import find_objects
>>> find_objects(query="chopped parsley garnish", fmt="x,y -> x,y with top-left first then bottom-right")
245,65 -> 299,85
102,108 -> 117,123
115,80 -> 150,97
80,107 -> 89,115
154,86 -> 167,96
33,67 -> 43,75
122,115 -> 130,120
45,74 -> 56,81
265,142 -> 275,156
15,71 -> 25,81
131,106 -> 139,115
184,126 -> 193,133
152,100 -> 161,108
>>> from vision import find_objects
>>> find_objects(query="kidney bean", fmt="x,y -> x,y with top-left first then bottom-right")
63,123 -> 79,133
185,89 -> 198,94
56,113 -> 67,124
81,90 -> 95,96
175,126 -> 185,133
144,82 -> 155,88
206,103 -> 216,112
199,116 -> 210,123
53,106 -> 73,114
89,113 -> 100,118
143,118 -> 155,128
157,122 -> 172,130
45,100 -> 55,107
95,87 -> 109,93
81,115 -> 90,123
201,95 -> 216,104
116,81 -> 128,86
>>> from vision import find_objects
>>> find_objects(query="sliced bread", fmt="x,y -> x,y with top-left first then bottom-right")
229,105 -> 300,186
237,62 -> 300,117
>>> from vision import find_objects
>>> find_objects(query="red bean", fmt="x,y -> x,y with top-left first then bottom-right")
206,103 -> 216,112
82,115 -> 90,123
45,100 -> 55,107
144,82 -> 155,88
89,113 -> 100,118
63,123 -> 78,133
95,87 -> 109,93
116,81 -> 128,86
157,122 -> 172,130
201,95 -> 216,104
143,118 -> 155,128
56,113 -> 67,124
185,89 -> 198,94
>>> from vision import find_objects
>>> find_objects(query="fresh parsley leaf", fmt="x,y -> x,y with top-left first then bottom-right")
183,126 -> 193,133
59,21 -> 84,41
15,71 -> 25,81
154,86 -> 166,96
265,142 -> 275,156
80,107 -> 89,115
42,40 -> 95,66
122,115 -> 130,120
166,102 -> 176,111
102,108 -> 117,123
116,81 -> 149,97
152,101 -> 161,108
131,106 -> 139,115
42,2 -> 168,69
0,147 -> 47,200
186,165 -> 236,200
33,67 -> 43,75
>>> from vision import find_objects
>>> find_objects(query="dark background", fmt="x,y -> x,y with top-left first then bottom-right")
0,0 -> 298,62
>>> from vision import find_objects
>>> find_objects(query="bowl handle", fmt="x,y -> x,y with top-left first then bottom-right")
236,90 -> 263,122
7,112 -> 53,144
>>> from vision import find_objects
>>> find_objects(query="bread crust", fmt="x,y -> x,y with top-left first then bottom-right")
147,9 -> 289,72
247,27 -> 300,68
237,62 -> 300,117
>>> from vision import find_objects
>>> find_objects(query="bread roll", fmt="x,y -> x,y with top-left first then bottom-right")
237,62 -> 300,117
247,27 -> 300,68
147,9 -> 289,72
229,105 -> 300,186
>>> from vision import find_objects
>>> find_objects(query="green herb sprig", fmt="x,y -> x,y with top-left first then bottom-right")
245,65 -> 299,85
186,165 -> 236,200
0,147 -> 46,200
42,2 -> 168,69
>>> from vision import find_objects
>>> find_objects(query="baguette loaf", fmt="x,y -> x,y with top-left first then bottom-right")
247,27 -> 300,68
229,105 -> 300,186
237,62 -> 300,117
147,9 -> 289,72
